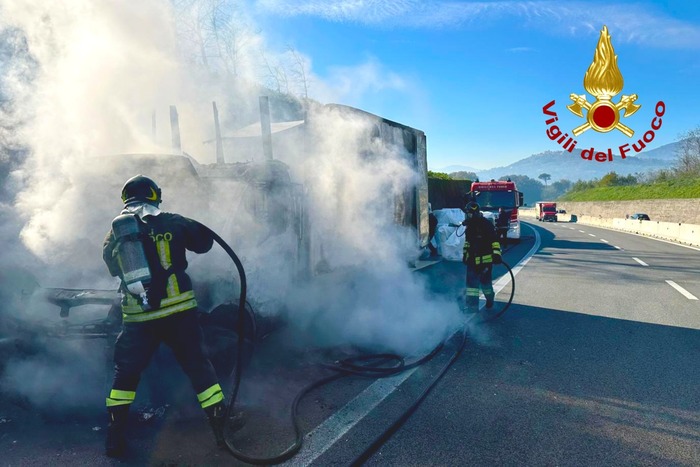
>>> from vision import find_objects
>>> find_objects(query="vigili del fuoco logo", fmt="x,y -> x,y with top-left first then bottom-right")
542,25 -> 666,162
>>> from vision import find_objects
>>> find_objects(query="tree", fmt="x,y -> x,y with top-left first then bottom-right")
499,175 -> 544,205
449,171 -> 478,181
598,171 -> 637,187
551,179 -> 572,193
172,0 -> 262,78
287,46 -> 310,100
538,173 -> 551,186
570,179 -> 596,192
428,170 -> 451,180
675,127 -> 700,178
545,179 -> 573,199
598,171 -> 620,187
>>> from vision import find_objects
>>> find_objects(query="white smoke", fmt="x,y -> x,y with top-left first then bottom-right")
0,0 -> 464,411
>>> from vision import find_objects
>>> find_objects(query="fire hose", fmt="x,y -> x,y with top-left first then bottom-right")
201,221 -> 515,464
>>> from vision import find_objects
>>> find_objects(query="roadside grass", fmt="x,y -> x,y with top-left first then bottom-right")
559,178 -> 700,201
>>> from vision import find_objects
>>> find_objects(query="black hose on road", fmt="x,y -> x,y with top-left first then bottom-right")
201,222 -> 515,465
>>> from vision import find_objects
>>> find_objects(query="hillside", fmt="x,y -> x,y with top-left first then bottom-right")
431,140 -> 684,182
435,164 -> 480,173
475,144 -> 676,182
558,177 -> 700,201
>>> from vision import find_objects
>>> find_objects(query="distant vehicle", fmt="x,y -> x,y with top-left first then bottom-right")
470,179 -> 524,240
630,213 -> 651,221
536,201 -> 558,222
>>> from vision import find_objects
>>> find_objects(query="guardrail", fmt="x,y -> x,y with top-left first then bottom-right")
519,208 -> 700,248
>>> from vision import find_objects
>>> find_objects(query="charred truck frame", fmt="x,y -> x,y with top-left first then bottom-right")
2,98 -> 431,377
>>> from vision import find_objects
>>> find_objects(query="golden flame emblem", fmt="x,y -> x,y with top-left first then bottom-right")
567,26 -> 640,136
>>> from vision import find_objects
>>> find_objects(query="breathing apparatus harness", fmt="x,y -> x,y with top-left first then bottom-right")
110,212 -> 155,309
115,215 -> 515,464
111,175 -> 169,311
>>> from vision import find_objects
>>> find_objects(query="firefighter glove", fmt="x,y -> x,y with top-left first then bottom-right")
493,253 -> 502,264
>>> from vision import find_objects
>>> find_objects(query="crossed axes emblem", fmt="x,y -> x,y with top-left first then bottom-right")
566,93 -> 641,137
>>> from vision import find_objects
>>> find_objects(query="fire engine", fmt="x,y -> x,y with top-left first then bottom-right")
470,179 -> 524,241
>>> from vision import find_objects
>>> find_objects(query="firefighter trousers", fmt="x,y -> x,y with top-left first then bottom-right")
465,264 -> 494,312
106,308 -> 223,410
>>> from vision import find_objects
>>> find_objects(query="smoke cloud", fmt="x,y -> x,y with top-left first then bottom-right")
0,0 -> 463,411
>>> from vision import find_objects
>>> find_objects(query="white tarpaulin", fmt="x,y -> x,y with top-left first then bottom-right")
433,208 -> 465,261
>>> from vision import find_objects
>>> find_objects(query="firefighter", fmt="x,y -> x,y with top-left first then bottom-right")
462,201 -> 502,313
102,175 -> 226,457
496,207 -> 510,243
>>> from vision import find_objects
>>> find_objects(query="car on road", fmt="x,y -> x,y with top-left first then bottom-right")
630,213 -> 651,220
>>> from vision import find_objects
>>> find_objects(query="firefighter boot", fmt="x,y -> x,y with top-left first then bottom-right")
465,297 -> 479,315
485,293 -> 495,309
105,405 -> 129,458
205,401 -> 227,448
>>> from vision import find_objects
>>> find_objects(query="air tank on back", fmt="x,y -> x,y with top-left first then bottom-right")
111,213 -> 152,308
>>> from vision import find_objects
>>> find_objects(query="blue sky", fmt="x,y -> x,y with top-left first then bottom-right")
247,1 -> 700,171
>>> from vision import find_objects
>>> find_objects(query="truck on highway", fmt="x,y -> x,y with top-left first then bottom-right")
470,179 -> 524,241
0,99 -> 431,374
536,201 -> 558,222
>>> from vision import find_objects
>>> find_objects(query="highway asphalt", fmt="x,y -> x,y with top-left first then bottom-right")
1,220 -> 698,465
357,220 -> 700,466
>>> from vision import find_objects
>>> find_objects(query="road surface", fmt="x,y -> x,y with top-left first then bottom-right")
1,220 -> 698,466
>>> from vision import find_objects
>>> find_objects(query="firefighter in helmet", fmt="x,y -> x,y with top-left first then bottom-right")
496,207 -> 510,243
102,175 -> 226,457
462,201 -> 502,312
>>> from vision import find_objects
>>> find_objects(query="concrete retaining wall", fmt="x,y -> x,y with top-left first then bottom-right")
520,204 -> 700,248
553,199 -> 700,225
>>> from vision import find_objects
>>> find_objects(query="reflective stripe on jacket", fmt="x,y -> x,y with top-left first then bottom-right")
463,215 -> 500,266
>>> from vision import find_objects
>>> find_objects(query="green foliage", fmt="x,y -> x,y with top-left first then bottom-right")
559,126 -> 700,201
498,175 -> 542,206
550,179 -> 572,194
559,177 -> 700,201
598,171 -> 637,187
495,174 -> 570,205
538,173 -> 551,186
675,128 -> 700,178
428,170 -> 451,180
565,172 -> 639,198
449,171 -> 478,181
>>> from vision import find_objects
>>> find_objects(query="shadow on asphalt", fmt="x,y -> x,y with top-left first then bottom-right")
361,300 -> 700,466
12,227 -> 698,466
405,301 -> 700,466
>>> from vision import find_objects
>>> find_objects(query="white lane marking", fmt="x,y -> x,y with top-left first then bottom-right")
632,257 -> 649,266
567,223 -> 700,252
286,368 -> 419,466
508,224 -> 542,273
600,239 -> 609,243
578,230 -> 586,233
666,280 -> 699,300
613,246 -> 622,250
588,234 -> 596,237
293,225 -> 543,465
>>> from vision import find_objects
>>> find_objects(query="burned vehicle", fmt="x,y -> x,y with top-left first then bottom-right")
0,100 -> 431,400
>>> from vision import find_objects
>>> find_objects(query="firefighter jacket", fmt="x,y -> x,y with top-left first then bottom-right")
103,212 -> 213,323
462,215 -> 501,266
496,210 -> 510,229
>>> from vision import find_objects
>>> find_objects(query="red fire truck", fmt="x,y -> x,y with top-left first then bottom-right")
470,179 -> 524,241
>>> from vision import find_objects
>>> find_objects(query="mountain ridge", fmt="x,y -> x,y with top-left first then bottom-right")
436,140 -> 682,182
